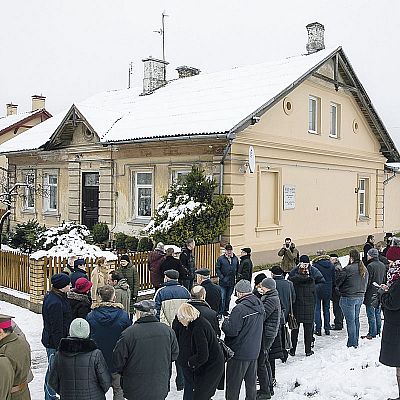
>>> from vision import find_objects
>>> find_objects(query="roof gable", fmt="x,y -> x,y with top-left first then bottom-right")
0,109 -> 51,136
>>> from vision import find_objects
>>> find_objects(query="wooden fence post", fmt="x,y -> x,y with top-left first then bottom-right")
29,257 -> 45,313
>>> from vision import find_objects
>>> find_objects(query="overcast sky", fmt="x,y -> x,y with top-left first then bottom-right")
1,1 -> 399,142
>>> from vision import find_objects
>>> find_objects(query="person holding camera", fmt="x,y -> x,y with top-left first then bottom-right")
288,255 -> 325,357
278,238 -> 299,275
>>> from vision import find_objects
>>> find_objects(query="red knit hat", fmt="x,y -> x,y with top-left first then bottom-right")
74,278 -> 93,294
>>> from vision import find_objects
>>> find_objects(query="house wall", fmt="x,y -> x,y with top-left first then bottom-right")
224,77 -> 388,264
383,172 -> 400,233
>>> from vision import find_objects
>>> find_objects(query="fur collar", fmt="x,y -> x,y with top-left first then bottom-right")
312,254 -> 331,263
91,301 -> 124,310
67,291 -> 91,304
59,337 -> 97,354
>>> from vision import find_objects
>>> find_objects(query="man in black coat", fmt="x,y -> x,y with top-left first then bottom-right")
42,273 -> 72,400
222,279 -> 265,400
237,248 -> 253,282
329,254 -> 344,330
257,278 -> 281,400
362,248 -> 387,339
69,258 -> 88,288
160,248 -> 182,277
288,257 -> 325,356
113,300 -> 179,400
195,268 -> 222,314
180,238 -> 196,291
363,235 -> 375,265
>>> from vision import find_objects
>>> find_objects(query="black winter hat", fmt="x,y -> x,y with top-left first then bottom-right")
254,273 -> 267,286
271,265 -> 284,275
120,255 -> 130,263
241,247 -> 251,255
74,258 -> 85,268
299,255 -> 310,264
51,273 -> 71,289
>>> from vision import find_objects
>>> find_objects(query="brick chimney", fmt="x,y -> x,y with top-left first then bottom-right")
306,22 -> 325,54
142,57 -> 169,95
32,95 -> 46,111
6,103 -> 18,116
176,66 -> 201,79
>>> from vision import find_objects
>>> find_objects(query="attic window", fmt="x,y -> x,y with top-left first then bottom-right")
283,97 -> 293,115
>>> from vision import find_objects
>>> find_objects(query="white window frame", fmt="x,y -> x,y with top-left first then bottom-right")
43,172 -> 58,212
134,171 -> 153,219
358,178 -> 368,218
330,102 -> 340,138
171,169 -> 191,185
23,172 -> 35,211
308,96 -> 319,133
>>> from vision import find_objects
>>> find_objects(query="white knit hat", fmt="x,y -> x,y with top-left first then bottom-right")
69,318 -> 90,339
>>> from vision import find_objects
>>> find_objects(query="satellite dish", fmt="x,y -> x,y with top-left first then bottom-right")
248,146 -> 256,173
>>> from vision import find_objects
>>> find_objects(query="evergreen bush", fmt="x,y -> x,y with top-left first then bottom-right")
9,219 -> 46,253
144,166 -> 233,245
92,222 -> 110,244
137,236 -> 153,252
125,236 -> 139,251
114,233 -> 128,251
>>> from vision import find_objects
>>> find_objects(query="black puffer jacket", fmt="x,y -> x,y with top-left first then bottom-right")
67,291 -> 92,320
379,279 -> 400,367
289,266 -> 325,324
48,337 -> 111,400
222,294 -> 265,360
336,262 -> 368,298
261,289 -> 281,343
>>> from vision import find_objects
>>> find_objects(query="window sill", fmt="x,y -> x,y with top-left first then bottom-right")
128,218 -> 152,226
21,209 -> 35,215
43,211 -> 60,218
358,216 -> 370,222
308,130 -> 320,135
255,225 -> 282,232
329,134 -> 339,139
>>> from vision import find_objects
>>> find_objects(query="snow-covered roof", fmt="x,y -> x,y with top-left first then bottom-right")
1,46 -> 398,162
0,110 -> 42,134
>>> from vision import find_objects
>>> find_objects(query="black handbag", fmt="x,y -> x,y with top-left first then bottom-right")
283,324 -> 292,350
287,293 -> 298,330
218,338 -> 234,362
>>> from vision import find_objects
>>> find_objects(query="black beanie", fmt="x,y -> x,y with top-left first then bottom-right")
254,273 -> 267,286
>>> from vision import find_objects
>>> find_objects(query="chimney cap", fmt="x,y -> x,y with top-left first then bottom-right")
6,103 -> 17,107
142,56 -> 169,65
306,21 -> 325,29
31,94 -> 46,100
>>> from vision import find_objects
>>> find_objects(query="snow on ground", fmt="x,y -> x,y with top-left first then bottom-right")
0,262 -> 398,399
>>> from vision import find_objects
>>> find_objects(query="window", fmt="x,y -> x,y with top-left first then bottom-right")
330,103 -> 340,138
171,169 -> 191,184
308,96 -> 318,133
44,173 -> 58,211
134,172 -> 152,218
358,178 -> 369,217
23,172 -> 35,210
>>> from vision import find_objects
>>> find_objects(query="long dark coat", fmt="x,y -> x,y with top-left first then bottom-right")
116,262 -> 139,313
113,315 -> 179,400
49,337 -> 111,400
379,279 -> 400,367
148,250 -> 166,289
237,255 -> 253,282
187,317 -> 225,400
41,289 -> 72,350
289,267 -> 324,324
201,279 -> 222,313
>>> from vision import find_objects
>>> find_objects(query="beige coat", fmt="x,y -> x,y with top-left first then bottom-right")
0,333 -> 31,400
91,266 -> 110,302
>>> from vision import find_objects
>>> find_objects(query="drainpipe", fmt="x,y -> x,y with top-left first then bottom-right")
383,169 -> 397,185
219,136 -> 234,195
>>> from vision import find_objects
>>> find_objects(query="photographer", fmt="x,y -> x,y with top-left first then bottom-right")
278,238 -> 299,275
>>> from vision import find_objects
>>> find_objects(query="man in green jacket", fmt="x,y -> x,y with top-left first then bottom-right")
116,255 -> 139,317
109,271 -> 132,313
278,238 -> 299,275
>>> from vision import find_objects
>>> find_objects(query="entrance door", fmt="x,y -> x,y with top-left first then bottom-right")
82,172 -> 99,229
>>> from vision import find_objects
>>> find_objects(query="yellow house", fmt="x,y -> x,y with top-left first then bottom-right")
1,23 -> 399,264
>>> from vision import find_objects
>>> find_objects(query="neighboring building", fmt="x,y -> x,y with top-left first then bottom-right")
1,23 -> 399,263
0,96 -> 51,146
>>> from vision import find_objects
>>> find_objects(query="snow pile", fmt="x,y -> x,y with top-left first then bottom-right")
144,195 -> 205,234
30,222 -> 117,261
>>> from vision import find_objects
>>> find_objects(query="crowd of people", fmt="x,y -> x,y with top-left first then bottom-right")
0,234 -> 400,400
